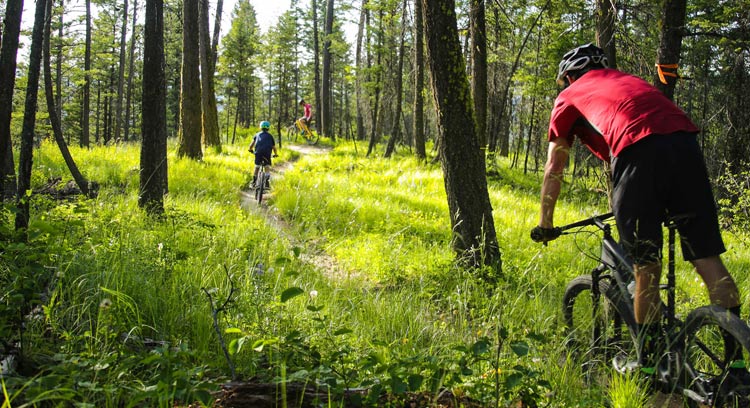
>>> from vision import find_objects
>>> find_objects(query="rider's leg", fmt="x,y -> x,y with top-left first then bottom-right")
252,165 -> 259,186
634,262 -> 663,371
692,256 -> 740,309
692,256 -> 744,367
299,119 -> 311,137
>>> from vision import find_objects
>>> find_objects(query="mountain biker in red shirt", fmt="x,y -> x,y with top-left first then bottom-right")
531,43 -> 744,376
296,99 -> 313,136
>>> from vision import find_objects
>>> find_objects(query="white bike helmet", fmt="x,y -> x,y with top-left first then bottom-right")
556,43 -> 609,86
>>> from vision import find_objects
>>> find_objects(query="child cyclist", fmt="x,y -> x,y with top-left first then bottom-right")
249,121 -> 279,188
296,99 -> 313,137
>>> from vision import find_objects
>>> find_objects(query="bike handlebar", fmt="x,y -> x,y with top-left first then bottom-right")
558,212 -> 613,232
530,212 -> 614,243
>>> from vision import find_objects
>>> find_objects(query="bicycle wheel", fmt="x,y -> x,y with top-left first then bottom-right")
562,275 -> 635,368
306,130 -> 319,145
679,305 -> 750,407
287,125 -> 299,142
256,173 -> 264,204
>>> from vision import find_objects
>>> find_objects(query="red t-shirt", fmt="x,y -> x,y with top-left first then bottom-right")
548,68 -> 699,162
303,103 -> 312,121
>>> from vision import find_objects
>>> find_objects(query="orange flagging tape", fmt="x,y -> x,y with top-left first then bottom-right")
656,63 -> 679,84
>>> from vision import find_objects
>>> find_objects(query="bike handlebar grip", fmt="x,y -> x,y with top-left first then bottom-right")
530,226 -> 561,243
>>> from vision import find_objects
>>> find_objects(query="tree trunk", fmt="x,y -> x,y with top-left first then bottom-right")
16,0 -> 47,231
654,0 -> 686,100
321,0 -> 334,139
82,0 -> 91,147
413,0 -> 425,159
114,0 -> 129,142
470,0 -> 487,148
56,0 -> 63,121
312,0 -> 322,132
596,0 -> 617,69
366,8 -> 383,157
124,0 -> 139,141
384,0 -> 407,158
422,0 -> 500,268
177,0 -> 203,159
0,0 -> 23,199
199,0 -> 221,150
140,0 -> 168,215
210,0 -> 223,70
44,0 -> 94,197
355,0 -> 367,142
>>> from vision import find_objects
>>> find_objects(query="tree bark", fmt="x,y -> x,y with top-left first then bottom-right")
0,0 -> 23,199
312,0 -> 322,132
44,0 -> 94,197
210,0 -> 223,70
355,0 -> 367,142
366,8 -> 383,157
596,0 -> 617,69
422,0 -> 500,268
413,0 -> 425,159
654,0 -> 687,100
199,0 -> 221,150
114,0 -> 129,142
177,0 -> 203,159
82,0 -> 91,147
321,0 -> 334,139
124,0 -> 139,141
140,0 -> 168,215
16,0 -> 47,231
384,0 -> 407,158
470,0 -> 487,148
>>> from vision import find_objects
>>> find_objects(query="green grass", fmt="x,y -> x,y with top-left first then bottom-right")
1,138 -> 749,407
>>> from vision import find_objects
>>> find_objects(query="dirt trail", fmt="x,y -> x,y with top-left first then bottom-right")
240,143 -> 359,282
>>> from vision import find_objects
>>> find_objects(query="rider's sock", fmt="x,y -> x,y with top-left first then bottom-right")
637,322 -> 662,371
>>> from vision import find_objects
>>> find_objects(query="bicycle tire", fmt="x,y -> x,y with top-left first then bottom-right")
256,172 -> 265,204
562,275 -> 636,368
306,130 -> 319,145
678,305 -> 750,407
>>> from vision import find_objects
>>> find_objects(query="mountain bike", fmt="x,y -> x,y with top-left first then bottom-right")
540,213 -> 750,407
293,118 -> 320,145
251,152 -> 276,205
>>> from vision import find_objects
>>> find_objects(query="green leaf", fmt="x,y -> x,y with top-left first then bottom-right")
390,375 -> 407,394
225,327 -> 242,334
510,341 -> 529,357
333,328 -> 353,336
306,305 -> 325,312
504,372 -> 524,389
280,287 -> 304,302
407,374 -> 424,390
472,339 -> 491,356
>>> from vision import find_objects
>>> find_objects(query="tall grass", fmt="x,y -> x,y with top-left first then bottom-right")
1,139 -> 748,406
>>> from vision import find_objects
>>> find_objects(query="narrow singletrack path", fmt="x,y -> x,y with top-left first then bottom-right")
240,143 -> 362,282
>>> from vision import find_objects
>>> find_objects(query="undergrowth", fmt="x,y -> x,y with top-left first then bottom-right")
0,139 -> 747,407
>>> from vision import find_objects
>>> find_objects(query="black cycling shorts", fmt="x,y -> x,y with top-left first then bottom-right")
611,132 -> 725,264
254,151 -> 272,166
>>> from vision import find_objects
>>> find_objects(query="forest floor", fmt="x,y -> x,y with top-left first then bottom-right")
227,143 -> 686,408
226,143 -> 487,407
238,143 -> 355,281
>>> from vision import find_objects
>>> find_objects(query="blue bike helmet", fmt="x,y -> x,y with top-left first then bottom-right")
259,121 -> 271,130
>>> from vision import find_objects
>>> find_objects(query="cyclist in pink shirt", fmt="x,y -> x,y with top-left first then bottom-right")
531,43 -> 743,378
296,99 -> 313,137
